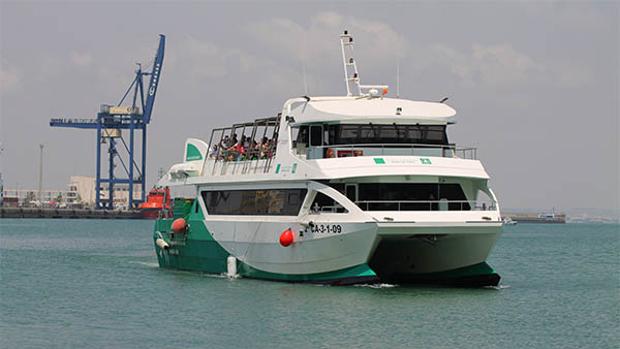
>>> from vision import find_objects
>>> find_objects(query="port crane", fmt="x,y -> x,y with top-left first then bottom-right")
50,35 -> 165,209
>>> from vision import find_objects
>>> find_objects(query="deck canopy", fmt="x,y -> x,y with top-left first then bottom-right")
289,97 -> 456,125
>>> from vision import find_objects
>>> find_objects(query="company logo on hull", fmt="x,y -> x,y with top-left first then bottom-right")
373,158 -> 385,164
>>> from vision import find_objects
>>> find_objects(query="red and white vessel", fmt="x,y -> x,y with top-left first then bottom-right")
139,186 -> 171,219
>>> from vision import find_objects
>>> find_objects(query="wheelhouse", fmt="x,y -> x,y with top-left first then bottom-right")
290,122 -> 473,160
285,96 -> 477,160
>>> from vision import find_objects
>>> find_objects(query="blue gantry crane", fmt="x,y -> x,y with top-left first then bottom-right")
50,35 -> 165,209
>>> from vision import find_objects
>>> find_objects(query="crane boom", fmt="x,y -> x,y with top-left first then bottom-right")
143,34 -> 165,124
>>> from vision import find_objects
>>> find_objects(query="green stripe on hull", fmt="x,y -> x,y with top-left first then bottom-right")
157,239 -> 229,274
384,262 -> 500,287
237,263 -> 378,285
154,204 -> 378,284
154,212 -> 229,274
432,261 -> 497,278
155,231 -> 377,284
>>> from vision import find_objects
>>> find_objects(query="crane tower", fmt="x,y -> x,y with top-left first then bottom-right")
50,35 -> 165,209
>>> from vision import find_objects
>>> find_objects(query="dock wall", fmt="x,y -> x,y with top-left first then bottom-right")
0,207 -> 145,219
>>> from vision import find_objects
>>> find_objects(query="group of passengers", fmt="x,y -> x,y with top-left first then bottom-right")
209,133 -> 277,161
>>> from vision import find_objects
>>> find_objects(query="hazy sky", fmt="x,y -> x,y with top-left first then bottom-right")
0,1 -> 618,213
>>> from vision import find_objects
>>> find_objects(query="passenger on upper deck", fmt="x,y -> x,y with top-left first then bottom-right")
206,115 -> 281,163
208,135 -> 278,162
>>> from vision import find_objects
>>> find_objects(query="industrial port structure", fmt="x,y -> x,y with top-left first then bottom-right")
49,35 -> 165,210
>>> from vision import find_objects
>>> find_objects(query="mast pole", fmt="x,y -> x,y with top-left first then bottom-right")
339,32 -> 351,96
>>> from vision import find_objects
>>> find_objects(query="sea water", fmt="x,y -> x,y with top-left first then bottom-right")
1,219 -> 618,348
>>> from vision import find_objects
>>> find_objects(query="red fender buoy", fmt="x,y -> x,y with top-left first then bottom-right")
279,228 -> 294,247
171,218 -> 187,234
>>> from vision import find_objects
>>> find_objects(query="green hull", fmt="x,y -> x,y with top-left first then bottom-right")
155,223 -> 378,285
153,200 -> 500,286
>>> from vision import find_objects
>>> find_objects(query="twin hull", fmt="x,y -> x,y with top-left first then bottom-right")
153,199 -> 502,286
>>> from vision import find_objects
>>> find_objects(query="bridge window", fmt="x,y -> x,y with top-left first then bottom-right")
309,125 -> 323,146
327,124 -> 448,145
310,192 -> 348,213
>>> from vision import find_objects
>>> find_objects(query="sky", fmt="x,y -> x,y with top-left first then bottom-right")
0,1 -> 618,215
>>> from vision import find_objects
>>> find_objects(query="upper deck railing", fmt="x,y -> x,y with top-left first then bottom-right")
208,152 -> 276,176
311,199 -> 496,213
205,142 -> 478,176
354,200 -> 495,211
298,143 -> 477,160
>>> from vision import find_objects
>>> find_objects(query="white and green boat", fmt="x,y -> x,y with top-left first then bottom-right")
153,31 -> 503,286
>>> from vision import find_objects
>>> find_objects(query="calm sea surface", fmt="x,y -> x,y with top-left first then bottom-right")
1,219 -> 618,348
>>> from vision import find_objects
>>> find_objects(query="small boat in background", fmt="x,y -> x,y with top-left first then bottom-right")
502,217 -> 517,226
139,186 -> 171,219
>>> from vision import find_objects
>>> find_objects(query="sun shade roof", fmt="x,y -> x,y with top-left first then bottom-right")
290,97 -> 456,125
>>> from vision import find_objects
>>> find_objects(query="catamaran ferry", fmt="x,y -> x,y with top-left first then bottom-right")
153,31 -> 503,286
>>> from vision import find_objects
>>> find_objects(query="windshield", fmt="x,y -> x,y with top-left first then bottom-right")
328,124 -> 448,145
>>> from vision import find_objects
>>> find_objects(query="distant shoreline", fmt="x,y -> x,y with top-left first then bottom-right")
0,207 -> 146,219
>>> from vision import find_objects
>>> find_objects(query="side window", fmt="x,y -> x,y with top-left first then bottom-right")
202,189 -> 307,216
309,125 -> 323,146
295,126 -> 309,145
354,183 -> 469,211
345,184 -> 358,202
310,192 -> 348,213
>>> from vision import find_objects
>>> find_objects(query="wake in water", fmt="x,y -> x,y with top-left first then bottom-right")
221,273 -> 241,280
354,283 -> 398,289
130,261 -> 160,268
130,261 -> 233,279
484,284 -> 511,290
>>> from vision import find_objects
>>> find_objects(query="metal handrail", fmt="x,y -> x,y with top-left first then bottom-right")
355,199 -> 496,211
315,142 -> 456,148
302,143 -> 477,159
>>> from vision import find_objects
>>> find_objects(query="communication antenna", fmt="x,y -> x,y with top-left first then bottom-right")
302,61 -> 309,96
396,59 -> 400,98
301,31 -> 310,95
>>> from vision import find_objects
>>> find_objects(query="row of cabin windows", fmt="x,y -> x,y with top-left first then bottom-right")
345,183 -> 469,211
202,189 -> 343,216
294,124 -> 449,147
202,189 -> 307,216
200,183 -> 468,216
327,183 -> 469,210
